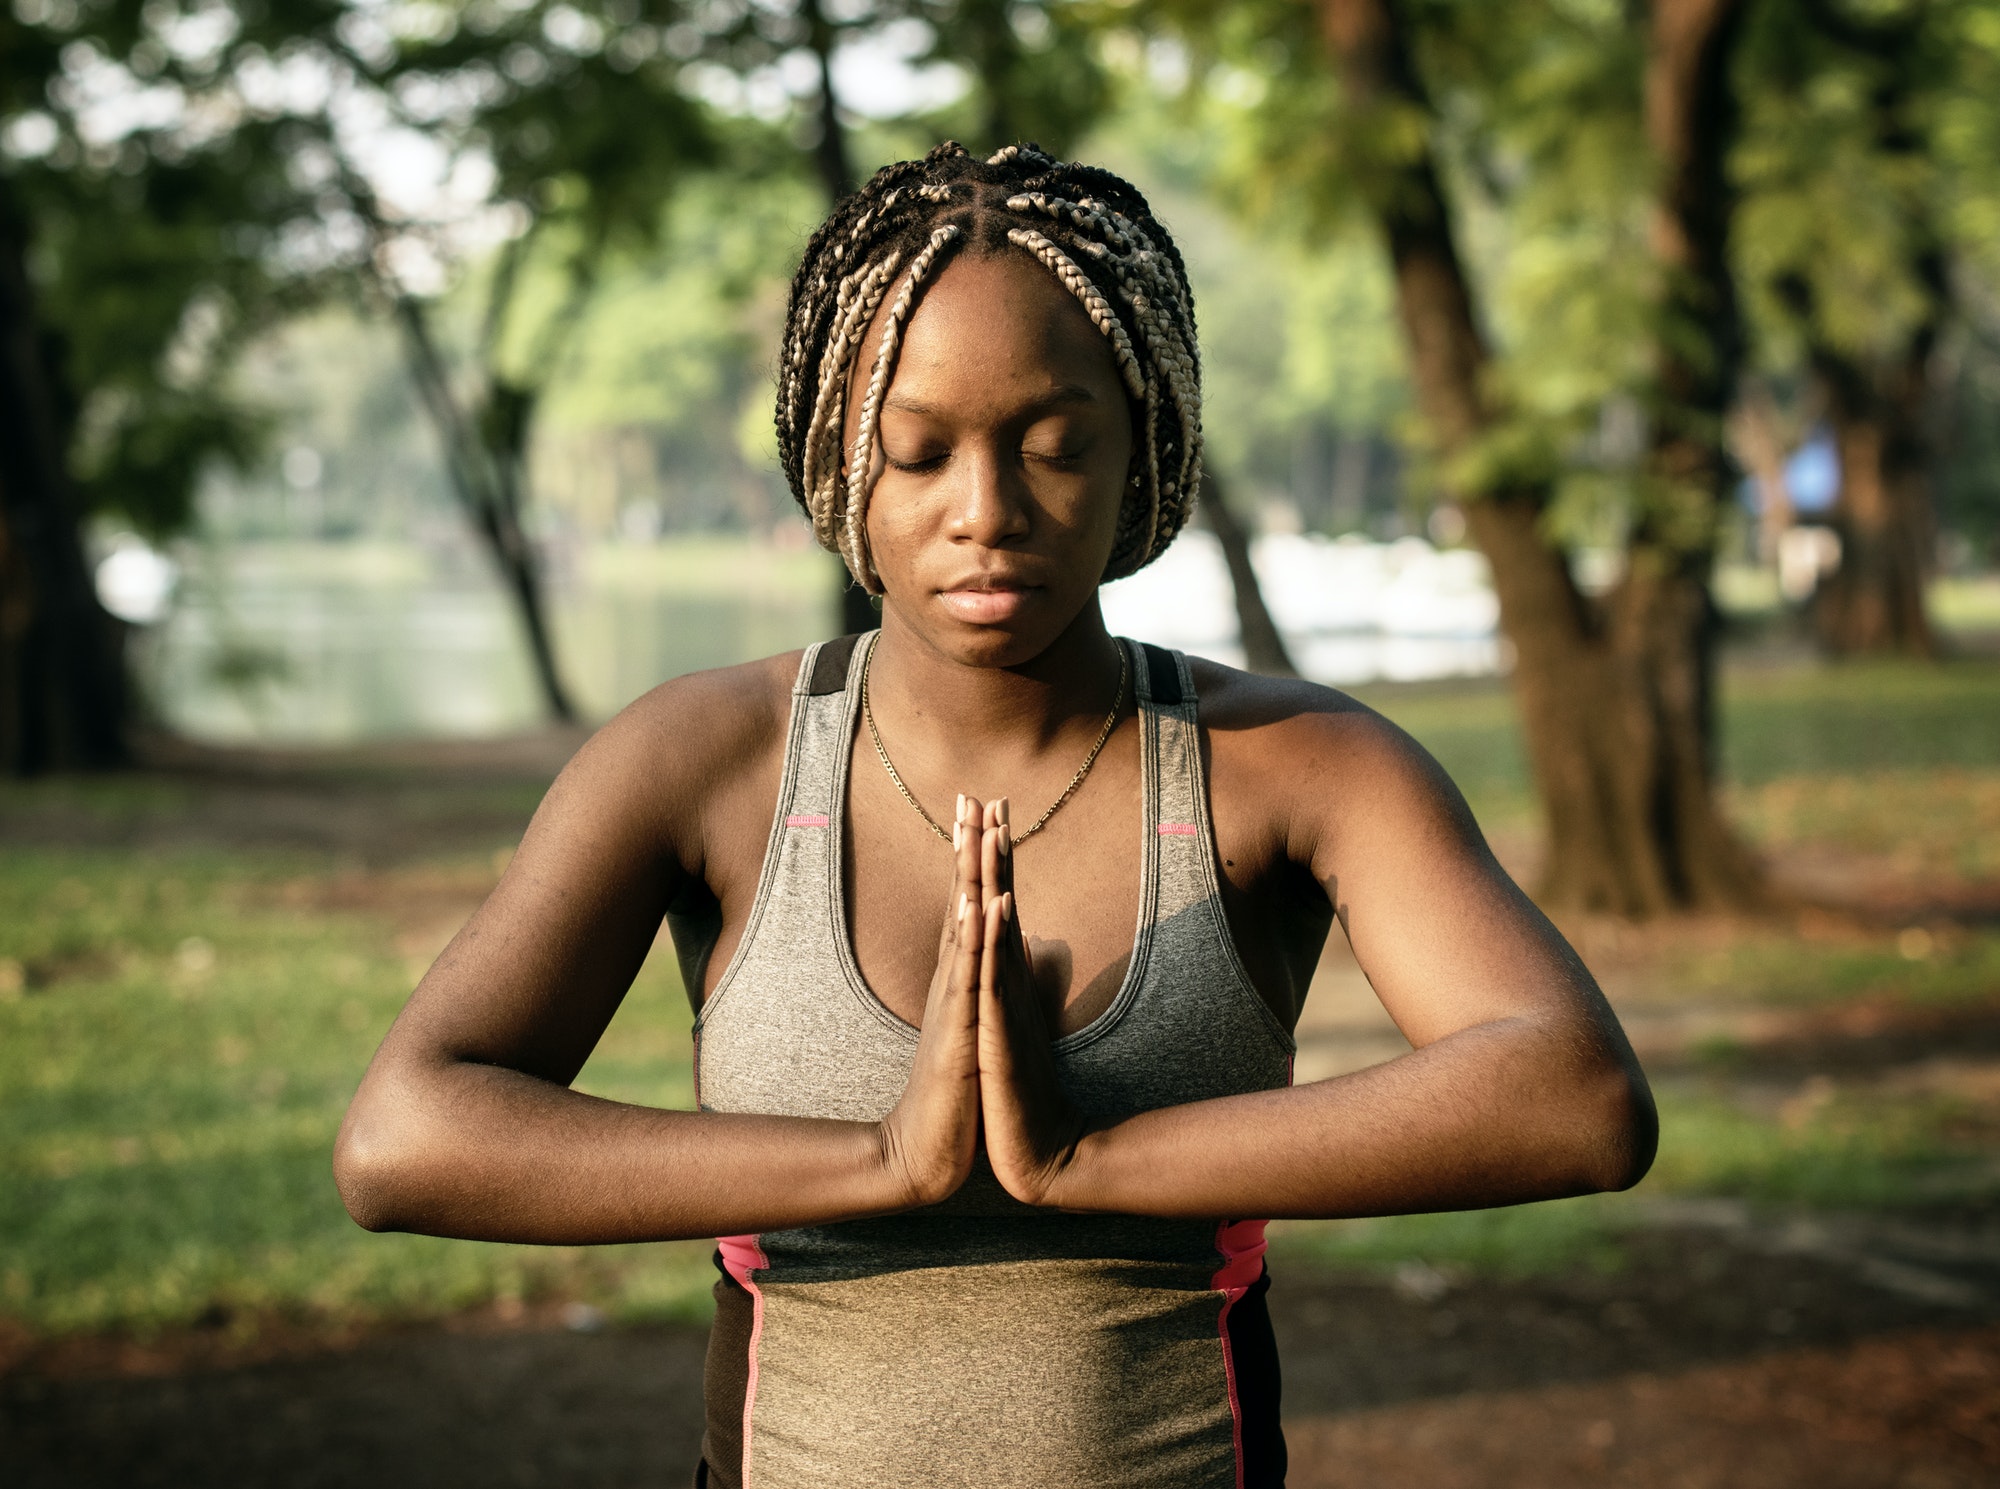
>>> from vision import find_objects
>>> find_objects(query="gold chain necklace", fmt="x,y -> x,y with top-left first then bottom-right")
861,640 -> 1128,847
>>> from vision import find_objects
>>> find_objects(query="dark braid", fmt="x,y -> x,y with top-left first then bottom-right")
775,141 -> 1203,591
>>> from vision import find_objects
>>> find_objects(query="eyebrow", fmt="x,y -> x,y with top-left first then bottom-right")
882,384 -> 1101,418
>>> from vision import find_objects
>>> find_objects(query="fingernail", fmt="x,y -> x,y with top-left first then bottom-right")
998,826 -> 1011,857
1001,892 -> 1013,923
958,891 -> 967,921
999,798 -> 1010,825
956,793 -> 966,822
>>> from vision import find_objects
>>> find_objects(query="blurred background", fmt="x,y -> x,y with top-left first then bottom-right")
3,0 -> 1999,1483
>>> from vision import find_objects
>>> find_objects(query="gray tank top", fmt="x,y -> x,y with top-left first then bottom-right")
692,631 -> 1296,1489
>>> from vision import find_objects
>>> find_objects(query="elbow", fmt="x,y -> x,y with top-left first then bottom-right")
333,1102 -> 420,1233
1574,1058 -> 1658,1194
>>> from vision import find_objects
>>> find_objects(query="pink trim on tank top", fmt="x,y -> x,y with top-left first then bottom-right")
717,1234 -> 770,1487
784,814 -> 830,827
1212,1218 -> 1269,1489
1156,822 -> 1198,836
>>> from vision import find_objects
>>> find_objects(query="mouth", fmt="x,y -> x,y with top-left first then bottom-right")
937,582 -> 1040,625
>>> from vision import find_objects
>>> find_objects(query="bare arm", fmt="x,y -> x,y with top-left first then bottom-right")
976,701 -> 1658,1219
333,665 -> 988,1243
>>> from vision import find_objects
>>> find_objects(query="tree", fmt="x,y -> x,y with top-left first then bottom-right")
0,174 -> 125,771
914,0 -> 1111,157
340,4 -> 716,720
4,0 -> 719,731
1200,470 -> 1297,675
2,6 -> 305,771
1172,0 -> 1762,914
1737,0 -> 1956,656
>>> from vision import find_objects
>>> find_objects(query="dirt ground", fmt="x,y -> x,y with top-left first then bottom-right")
5,1228 -> 1996,1488
6,737 -> 2000,1486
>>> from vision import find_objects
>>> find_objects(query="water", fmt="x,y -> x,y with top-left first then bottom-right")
1101,531 -> 1507,684
138,540 -> 835,743
131,533 -> 1504,744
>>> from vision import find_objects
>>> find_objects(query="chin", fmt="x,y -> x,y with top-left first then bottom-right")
889,588 -> 1089,669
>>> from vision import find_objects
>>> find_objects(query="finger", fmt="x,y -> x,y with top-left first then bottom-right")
950,885 -> 982,1002
1002,890 -> 1031,982
981,811 -> 1005,914
943,793 -> 986,958
996,797 -> 1013,898
980,891 -> 1006,1003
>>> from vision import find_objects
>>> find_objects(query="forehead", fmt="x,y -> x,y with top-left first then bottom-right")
880,248 -> 1126,408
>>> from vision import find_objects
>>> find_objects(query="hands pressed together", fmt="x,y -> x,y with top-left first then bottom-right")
877,795 -> 1092,1212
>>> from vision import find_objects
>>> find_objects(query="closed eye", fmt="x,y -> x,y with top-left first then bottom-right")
883,449 -> 949,474
1023,447 -> 1087,469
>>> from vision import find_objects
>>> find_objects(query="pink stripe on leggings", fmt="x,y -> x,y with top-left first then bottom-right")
1212,1218 -> 1269,1489
717,1234 -> 770,1488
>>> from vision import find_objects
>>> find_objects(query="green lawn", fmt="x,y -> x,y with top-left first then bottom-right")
0,849 -> 711,1336
3,655 -> 1998,1336
1351,657 -> 2000,828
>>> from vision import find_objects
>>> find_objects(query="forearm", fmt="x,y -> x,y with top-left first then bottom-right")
1046,1019 -> 1655,1220
334,1059 -> 911,1244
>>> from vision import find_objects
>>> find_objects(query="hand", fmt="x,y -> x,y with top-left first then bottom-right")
973,799 -> 1091,1207
874,793 -> 987,1208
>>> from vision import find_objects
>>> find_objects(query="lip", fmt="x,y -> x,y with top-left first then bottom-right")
938,583 -> 1039,624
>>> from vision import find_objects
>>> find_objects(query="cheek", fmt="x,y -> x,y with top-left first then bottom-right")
860,474 -> 935,567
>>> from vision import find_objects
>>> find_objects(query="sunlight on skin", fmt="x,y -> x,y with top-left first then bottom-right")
331,238 -> 1654,1255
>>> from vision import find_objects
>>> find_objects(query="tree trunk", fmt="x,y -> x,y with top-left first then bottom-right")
389,296 -> 579,723
1316,0 -> 1759,914
1813,343 -> 1938,655
1790,0 -> 1943,658
796,0 -> 876,637
1611,0 -> 1760,905
0,176 -> 128,774
1200,471 -> 1297,677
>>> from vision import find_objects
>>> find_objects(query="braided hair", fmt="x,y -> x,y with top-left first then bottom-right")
775,141 -> 1203,593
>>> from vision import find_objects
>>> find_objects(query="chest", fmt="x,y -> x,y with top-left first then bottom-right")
682,655 -> 1330,1035
843,727 -> 1145,1035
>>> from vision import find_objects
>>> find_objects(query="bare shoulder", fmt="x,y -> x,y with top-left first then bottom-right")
1188,656 -> 1445,783
528,650 -> 805,866
1186,656 -> 1484,867
601,649 -> 803,777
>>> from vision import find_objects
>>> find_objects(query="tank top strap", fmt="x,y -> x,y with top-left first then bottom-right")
775,629 -> 871,826
701,631 -> 872,1031
1129,639 -> 1216,925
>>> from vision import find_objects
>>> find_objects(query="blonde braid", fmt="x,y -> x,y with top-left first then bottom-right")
1003,229 -> 1147,401
775,142 -> 1206,590
841,225 -> 963,589
801,252 -> 903,547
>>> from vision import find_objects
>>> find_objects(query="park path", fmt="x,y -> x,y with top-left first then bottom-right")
6,1224 -> 1997,1488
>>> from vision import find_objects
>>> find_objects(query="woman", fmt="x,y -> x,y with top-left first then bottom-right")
335,142 -> 1656,1489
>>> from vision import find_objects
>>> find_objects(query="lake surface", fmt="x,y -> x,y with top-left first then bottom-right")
131,534 -> 1506,744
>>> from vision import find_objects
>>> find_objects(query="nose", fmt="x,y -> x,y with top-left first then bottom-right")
946,441 -> 1032,548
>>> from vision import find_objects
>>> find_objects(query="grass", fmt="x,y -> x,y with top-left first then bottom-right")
0,849 -> 712,1337
1275,1079 -> 1998,1280
1352,655 -> 2000,830
3,655 -> 1999,1335
1644,924 -> 2000,1009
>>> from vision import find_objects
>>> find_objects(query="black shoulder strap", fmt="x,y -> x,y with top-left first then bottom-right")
1139,642 -> 1182,706
807,631 -> 862,696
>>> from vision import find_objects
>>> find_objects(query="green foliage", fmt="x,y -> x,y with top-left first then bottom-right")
1084,87 -> 1411,506
3,0 -> 730,546
914,0 -> 1112,158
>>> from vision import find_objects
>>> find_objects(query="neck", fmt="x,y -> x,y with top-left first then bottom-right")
865,598 -> 1126,760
